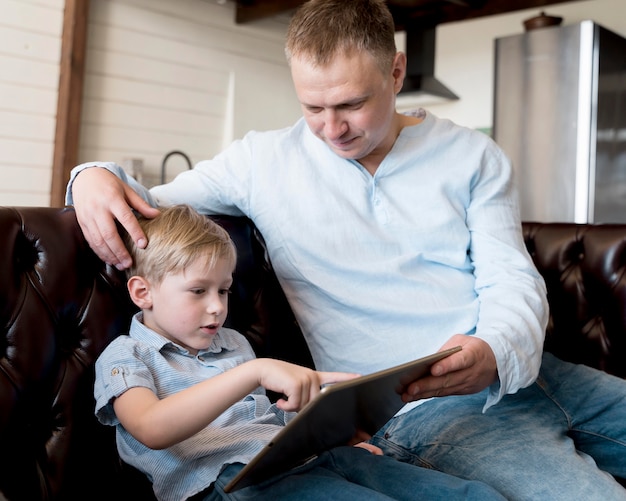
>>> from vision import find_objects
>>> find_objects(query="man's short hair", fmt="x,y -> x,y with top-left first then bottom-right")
285,0 -> 397,74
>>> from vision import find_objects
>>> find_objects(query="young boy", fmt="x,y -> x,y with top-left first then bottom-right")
94,204 -> 505,501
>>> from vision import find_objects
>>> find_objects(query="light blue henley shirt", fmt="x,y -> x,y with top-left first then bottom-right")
72,110 -> 548,411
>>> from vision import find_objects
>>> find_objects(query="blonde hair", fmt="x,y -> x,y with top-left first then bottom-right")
285,0 -> 397,74
124,205 -> 236,284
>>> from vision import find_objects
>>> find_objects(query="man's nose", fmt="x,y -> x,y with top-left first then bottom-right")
323,111 -> 347,140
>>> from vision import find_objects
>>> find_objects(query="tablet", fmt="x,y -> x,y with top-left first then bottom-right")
224,345 -> 462,492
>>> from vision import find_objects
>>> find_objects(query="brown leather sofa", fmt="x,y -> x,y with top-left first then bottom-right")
1,206 -> 625,500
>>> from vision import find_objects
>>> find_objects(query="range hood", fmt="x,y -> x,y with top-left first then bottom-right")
397,27 -> 459,108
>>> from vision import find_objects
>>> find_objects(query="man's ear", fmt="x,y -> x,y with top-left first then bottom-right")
127,276 -> 153,309
391,51 -> 407,94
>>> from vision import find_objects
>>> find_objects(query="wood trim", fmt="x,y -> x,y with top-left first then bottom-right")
234,0 -> 586,28
393,0 -> 586,29
235,0 -> 303,24
51,0 -> 89,207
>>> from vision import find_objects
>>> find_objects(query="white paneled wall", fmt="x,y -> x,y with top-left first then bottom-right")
79,0 -> 300,187
0,0 -> 301,205
0,0 -> 64,206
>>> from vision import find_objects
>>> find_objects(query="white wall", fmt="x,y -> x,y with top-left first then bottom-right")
0,0 -> 300,205
0,0 -> 64,206
422,0 -> 626,129
79,0 -> 300,187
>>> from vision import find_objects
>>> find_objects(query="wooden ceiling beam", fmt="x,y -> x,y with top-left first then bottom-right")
235,0 -> 305,24
234,0 -> 586,29
392,0 -> 586,30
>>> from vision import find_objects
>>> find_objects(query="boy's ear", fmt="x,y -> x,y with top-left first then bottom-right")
127,276 -> 153,309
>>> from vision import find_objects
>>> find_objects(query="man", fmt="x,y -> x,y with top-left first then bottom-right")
67,1 -> 626,499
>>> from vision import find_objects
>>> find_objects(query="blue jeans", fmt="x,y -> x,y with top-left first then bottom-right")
203,446 -> 505,500
369,353 -> 626,501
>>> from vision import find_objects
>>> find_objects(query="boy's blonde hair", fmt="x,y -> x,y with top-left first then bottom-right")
124,205 -> 236,284
285,0 -> 397,75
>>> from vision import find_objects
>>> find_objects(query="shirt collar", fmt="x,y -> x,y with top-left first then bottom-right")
127,312 -> 240,355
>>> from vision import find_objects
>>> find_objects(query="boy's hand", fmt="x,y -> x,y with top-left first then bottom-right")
350,429 -> 383,455
354,442 -> 383,455
256,359 -> 359,412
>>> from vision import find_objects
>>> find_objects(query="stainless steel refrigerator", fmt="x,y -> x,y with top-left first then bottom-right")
492,20 -> 626,223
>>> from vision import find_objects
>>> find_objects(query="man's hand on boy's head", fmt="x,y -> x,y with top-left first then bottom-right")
72,168 -> 160,269
401,335 -> 498,402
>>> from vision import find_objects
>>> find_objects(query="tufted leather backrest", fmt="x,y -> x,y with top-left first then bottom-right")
1,207 -> 625,500
0,206 -> 309,500
522,222 -> 626,378
0,207 -> 146,500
